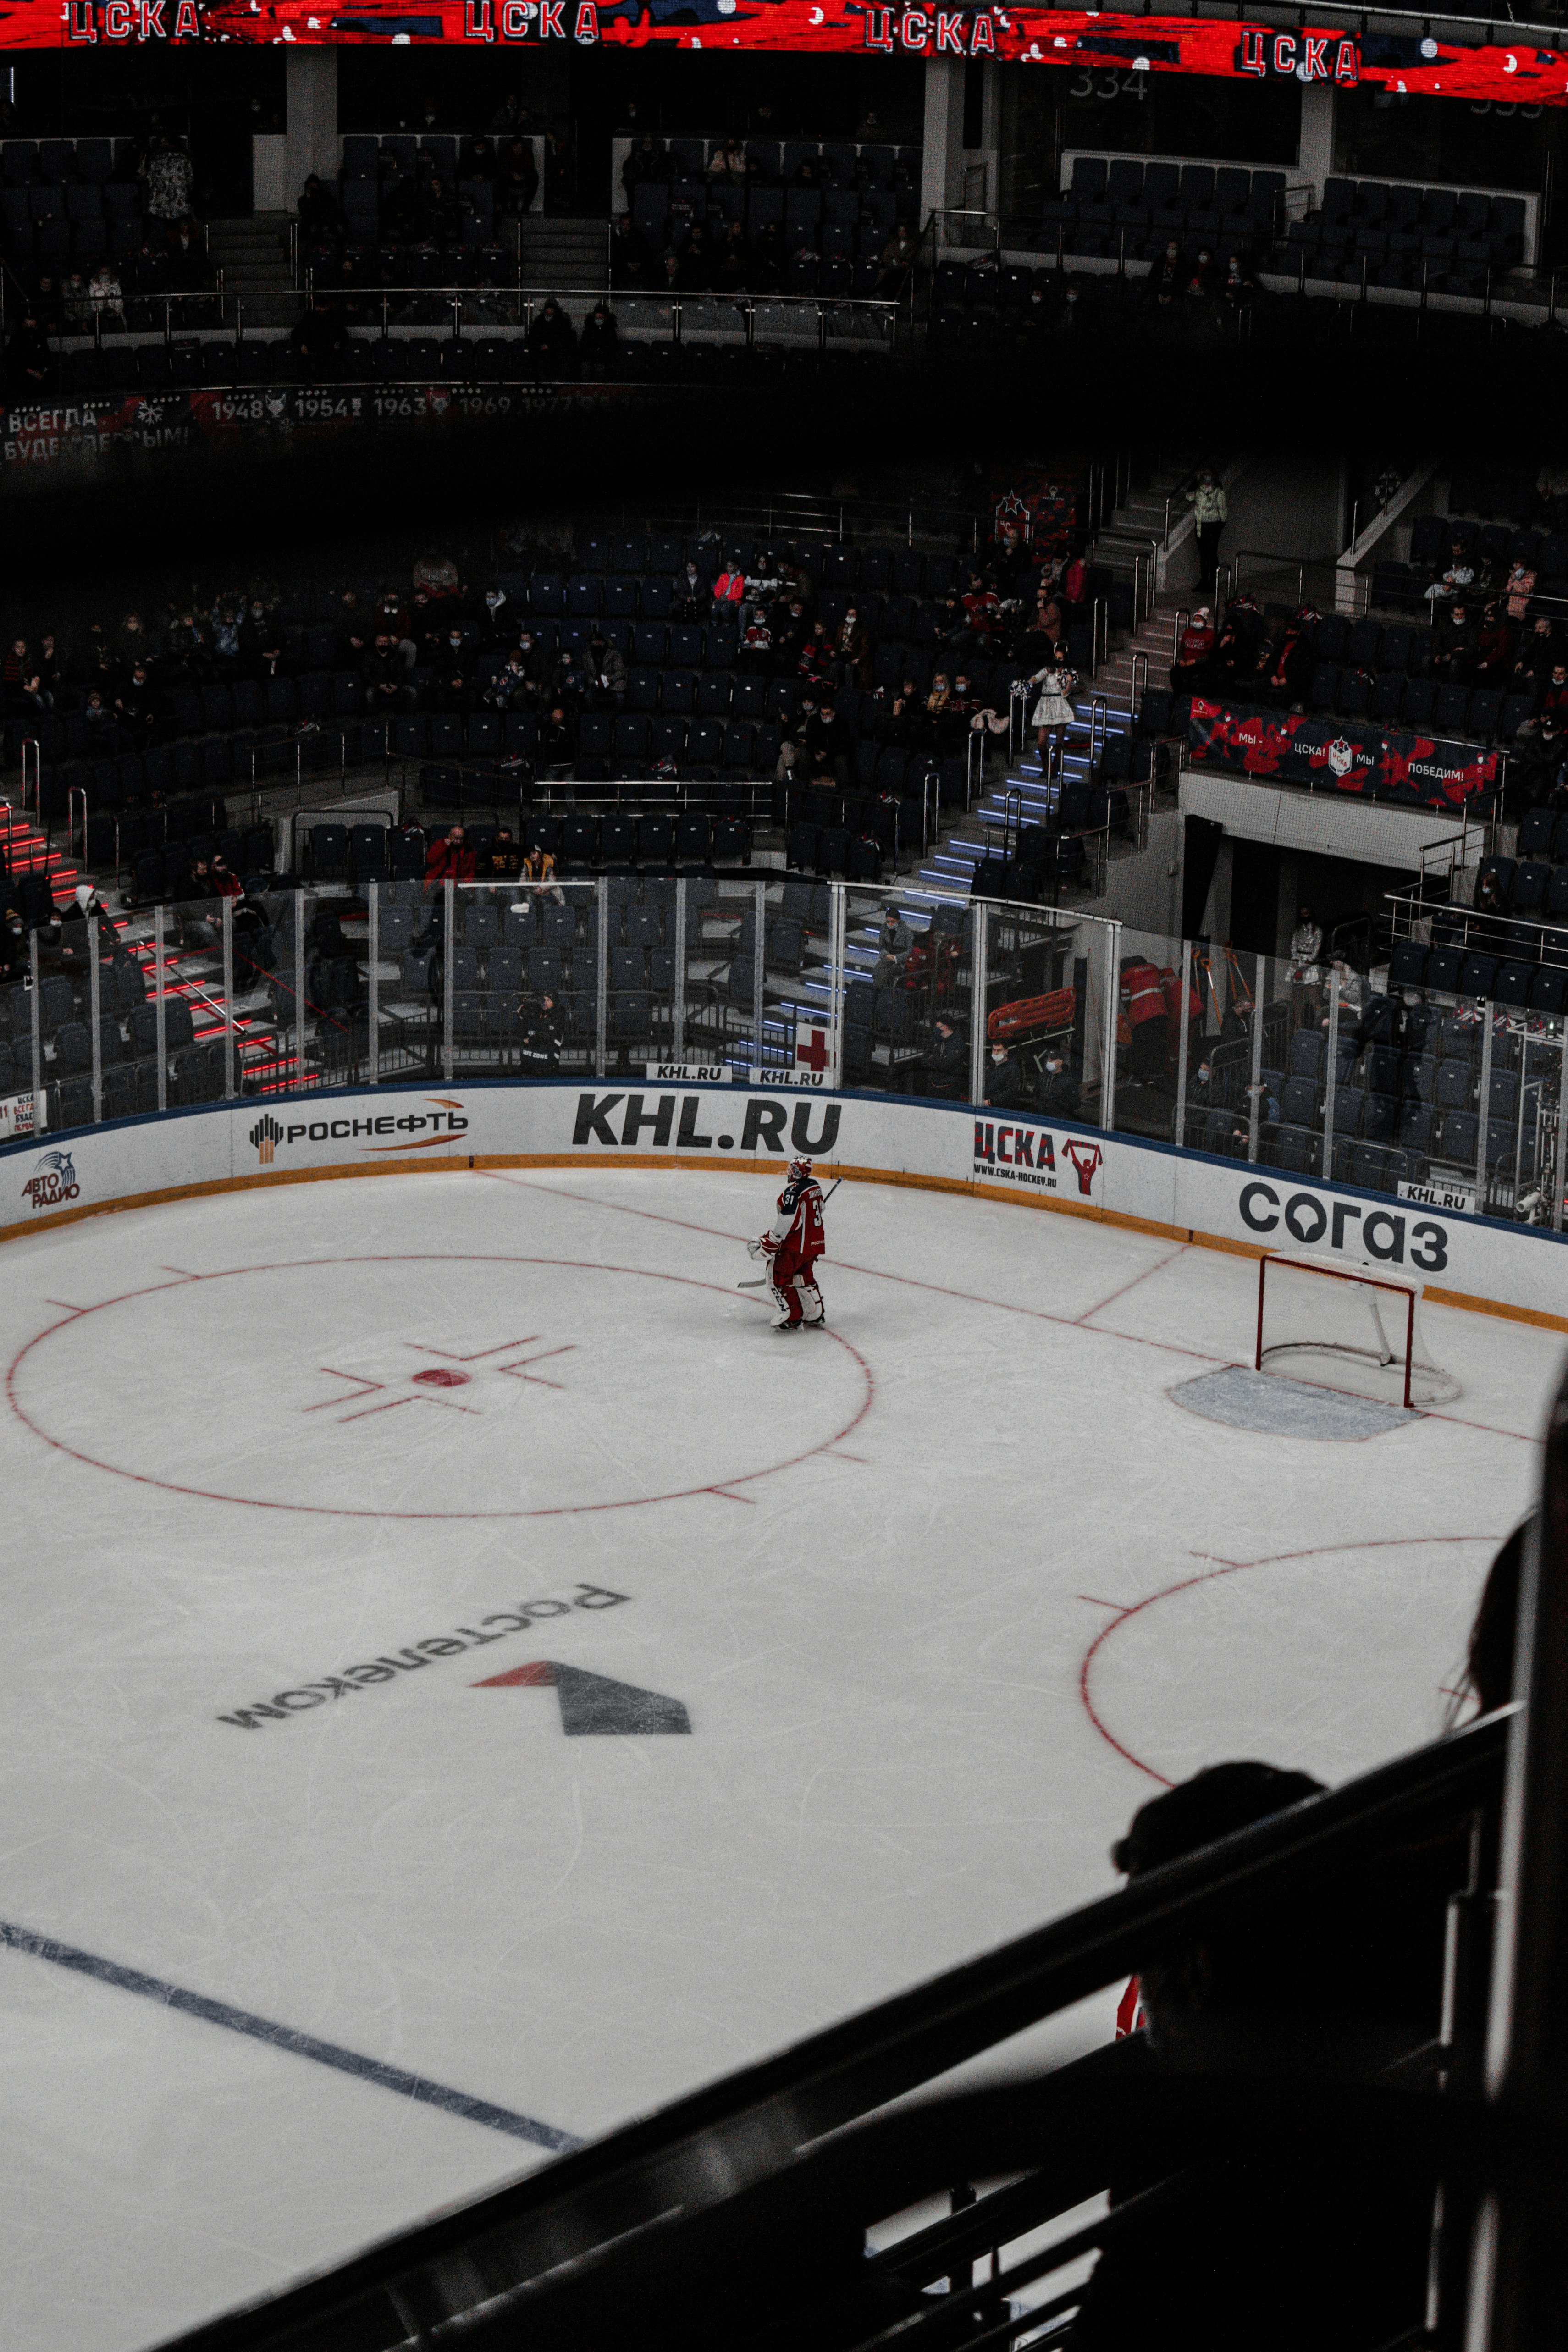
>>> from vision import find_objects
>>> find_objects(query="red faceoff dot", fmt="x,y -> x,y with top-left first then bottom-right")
412,1368 -> 471,1387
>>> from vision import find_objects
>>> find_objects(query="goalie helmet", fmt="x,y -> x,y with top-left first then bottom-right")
786,1155 -> 813,1182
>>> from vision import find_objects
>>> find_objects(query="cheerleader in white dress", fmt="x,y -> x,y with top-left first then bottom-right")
1027,661 -> 1077,769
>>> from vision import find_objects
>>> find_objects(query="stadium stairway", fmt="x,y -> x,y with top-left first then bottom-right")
208,213 -> 298,328
2,797 -> 83,911
914,583 -> 1188,909
515,215 -> 610,292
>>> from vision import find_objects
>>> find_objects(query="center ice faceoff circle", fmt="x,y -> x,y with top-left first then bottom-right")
7,1254 -> 873,1518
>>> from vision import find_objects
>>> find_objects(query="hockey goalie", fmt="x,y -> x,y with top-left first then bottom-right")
749,1155 -> 827,1331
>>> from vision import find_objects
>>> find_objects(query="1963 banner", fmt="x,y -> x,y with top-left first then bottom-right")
0,384 -> 645,470
1187,699 -> 1501,810
0,0 -> 1562,100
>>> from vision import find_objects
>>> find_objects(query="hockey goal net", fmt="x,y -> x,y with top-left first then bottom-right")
1254,1251 -> 1461,1409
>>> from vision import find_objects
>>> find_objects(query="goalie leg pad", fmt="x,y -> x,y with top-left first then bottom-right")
770,1280 -> 803,1329
799,1279 -> 825,1326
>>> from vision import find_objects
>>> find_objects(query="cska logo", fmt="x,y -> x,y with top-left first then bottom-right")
1063,1139 -> 1104,1197
1326,737 -> 1355,777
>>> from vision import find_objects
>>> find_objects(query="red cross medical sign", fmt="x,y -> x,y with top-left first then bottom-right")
2,0 -> 1564,101
795,1024 -> 832,1077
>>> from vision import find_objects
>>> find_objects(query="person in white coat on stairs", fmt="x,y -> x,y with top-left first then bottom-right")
1026,658 -> 1078,777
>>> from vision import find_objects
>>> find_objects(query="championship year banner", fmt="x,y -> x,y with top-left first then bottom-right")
1,382 -> 646,470
0,0 -> 1563,104
1187,698 -> 1499,811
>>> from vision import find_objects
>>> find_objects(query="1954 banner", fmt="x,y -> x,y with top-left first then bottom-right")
0,0 -> 1562,100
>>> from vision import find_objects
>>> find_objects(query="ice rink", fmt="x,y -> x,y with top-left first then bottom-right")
0,1163 -> 1556,2352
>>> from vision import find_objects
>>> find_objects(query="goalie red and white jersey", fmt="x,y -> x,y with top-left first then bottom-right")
766,1166 -> 825,1264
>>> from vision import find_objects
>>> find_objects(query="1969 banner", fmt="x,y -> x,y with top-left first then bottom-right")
0,0 -> 1562,101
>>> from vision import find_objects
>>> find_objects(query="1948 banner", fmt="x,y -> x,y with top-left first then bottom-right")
0,0 -> 1562,101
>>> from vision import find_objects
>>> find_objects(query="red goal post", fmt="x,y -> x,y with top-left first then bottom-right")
1253,1251 -> 1461,1411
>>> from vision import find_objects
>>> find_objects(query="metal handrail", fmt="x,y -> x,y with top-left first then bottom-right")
19,737 -> 40,817
1129,650 -> 1148,722
67,785 -> 88,864
1009,679 -> 1030,765
45,282 -> 904,355
148,1709 -> 1513,2352
1172,606 -> 1190,661
1088,695 -> 1110,773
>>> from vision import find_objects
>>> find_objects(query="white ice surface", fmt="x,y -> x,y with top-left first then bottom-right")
0,1166 -> 1555,2351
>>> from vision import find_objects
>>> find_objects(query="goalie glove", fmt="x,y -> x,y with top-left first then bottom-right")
746,1237 -> 763,1261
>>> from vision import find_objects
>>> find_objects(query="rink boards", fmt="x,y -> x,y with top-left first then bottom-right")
0,1080 -> 1564,1332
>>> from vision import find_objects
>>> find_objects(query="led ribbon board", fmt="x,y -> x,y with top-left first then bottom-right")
3,0 -> 1566,99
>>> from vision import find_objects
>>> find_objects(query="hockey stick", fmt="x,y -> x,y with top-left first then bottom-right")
736,1177 -> 844,1288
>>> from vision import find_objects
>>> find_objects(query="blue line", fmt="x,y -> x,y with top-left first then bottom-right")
0,1917 -> 579,2153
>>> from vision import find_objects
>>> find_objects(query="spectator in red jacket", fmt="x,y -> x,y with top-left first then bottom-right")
425,825 -> 477,882
1170,607 -> 1215,694
711,561 -> 745,618
958,569 -> 1002,652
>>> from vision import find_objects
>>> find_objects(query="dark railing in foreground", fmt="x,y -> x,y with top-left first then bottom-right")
153,1705 -> 1514,2351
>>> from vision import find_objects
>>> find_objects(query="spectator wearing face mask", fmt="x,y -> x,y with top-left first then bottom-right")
1431,598 -> 1478,684
1036,1047 -> 1080,1117
836,603 -> 874,690
435,624 -> 475,713
1219,253 -> 1255,321
1170,608 -> 1215,696
985,1041 -> 1025,1107
1185,467 -> 1227,596
1511,614 -> 1559,691
803,695 -> 853,790
918,1013 -> 967,1099
364,633 -> 414,713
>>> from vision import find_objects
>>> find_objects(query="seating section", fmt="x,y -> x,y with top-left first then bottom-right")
0,137 -> 218,311
1191,988 -> 1552,1183
1372,510 -> 1568,618
298,135 -> 920,310
1040,156 -> 1286,261
620,137 -> 919,295
2,928 -> 229,1131
10,535 -> 993,848
45,298 -> 895,399
308,129 -> 533,300
1038,159 -> 1527,305
1187,598 -> 1547,756
1276,176 -> 1527,296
